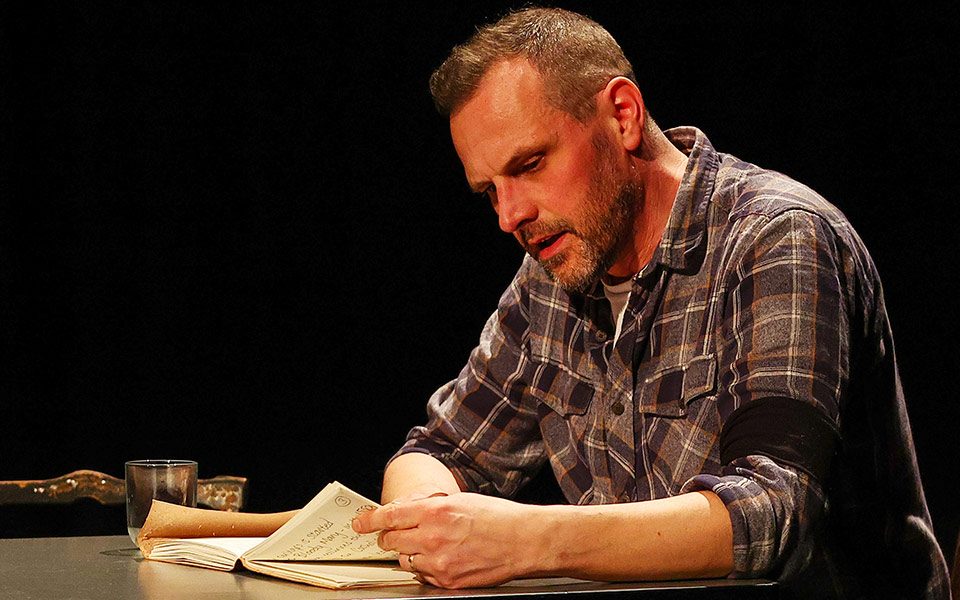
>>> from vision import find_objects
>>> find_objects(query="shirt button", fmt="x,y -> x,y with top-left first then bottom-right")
611,402 -> 625,415
596,331 -> 607,342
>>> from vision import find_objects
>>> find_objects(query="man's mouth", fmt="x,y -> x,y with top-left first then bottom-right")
528,231 -> 568,261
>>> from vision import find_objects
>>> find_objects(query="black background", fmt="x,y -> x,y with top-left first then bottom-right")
2,1 -> 958,557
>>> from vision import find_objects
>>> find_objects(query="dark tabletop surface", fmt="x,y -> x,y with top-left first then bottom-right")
0,535 -> 779,600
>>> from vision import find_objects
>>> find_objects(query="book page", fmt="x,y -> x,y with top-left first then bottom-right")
244,482 -> 395,562
144,537 -> 265,571
242,560 -> 418,589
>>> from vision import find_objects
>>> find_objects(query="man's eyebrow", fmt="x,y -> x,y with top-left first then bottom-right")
467,144 -> 545,193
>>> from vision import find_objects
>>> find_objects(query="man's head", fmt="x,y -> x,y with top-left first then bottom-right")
430,7 -> 636,122
436,8 -> 677,294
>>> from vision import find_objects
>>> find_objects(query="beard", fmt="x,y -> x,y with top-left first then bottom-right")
520,132 -> 642,294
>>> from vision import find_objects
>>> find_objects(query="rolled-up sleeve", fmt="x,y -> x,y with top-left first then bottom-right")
682,207 -> 849,577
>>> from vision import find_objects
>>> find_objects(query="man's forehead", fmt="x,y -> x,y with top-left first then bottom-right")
449,59 -> 560,186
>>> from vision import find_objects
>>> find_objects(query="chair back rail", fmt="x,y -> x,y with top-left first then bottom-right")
0,470 -> 247,512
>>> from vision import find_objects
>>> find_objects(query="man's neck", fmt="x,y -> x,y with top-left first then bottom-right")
601,271 -> 634,286
608,142 -> 688,279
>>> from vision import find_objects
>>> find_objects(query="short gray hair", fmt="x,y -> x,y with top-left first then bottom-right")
429,7 -> 636,122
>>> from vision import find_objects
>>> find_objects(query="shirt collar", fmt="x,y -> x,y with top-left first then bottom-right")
651,127 -> 720,272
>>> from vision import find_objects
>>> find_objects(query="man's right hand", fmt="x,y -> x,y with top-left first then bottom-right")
352,490 -> 550,588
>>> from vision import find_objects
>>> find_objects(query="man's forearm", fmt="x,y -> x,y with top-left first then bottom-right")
529,490 -> 733,581
381,452 -> 463,503
363,459 -> 734,587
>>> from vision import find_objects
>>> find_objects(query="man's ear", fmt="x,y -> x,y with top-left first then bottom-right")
600,77 -> 645,152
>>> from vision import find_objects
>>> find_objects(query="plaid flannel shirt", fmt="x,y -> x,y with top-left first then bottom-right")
396,128 -> 949,598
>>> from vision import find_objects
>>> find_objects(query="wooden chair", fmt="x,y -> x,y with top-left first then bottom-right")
952,530 -> 960,600
0,470 -> 247,512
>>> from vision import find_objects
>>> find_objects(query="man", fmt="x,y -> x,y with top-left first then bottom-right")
352,8 -> 949,598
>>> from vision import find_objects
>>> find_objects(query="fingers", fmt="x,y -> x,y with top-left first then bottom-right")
397,552 -> 433,585
393,553 -> 461,589
352,499 -> 422,534
377,526 -> 423,553
397,552 -> 417,573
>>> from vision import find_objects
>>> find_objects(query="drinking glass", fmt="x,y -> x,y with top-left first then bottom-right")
125,459 -> 198,544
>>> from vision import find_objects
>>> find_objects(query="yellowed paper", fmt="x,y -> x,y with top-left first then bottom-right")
134,482 -> 418,588
137,500 -> 297,556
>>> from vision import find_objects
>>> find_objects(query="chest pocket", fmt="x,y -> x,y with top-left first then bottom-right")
526,356 -> 595,417
637,353 -> 717,417
526,293 -> 601,417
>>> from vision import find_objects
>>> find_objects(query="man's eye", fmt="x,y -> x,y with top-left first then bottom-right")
475,185 -> 496,204
521,156 -> 543,173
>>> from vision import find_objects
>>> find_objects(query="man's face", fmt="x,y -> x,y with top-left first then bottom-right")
450,60 -> 640,293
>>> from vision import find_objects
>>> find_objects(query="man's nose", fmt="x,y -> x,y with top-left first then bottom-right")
496,181 -> 537,233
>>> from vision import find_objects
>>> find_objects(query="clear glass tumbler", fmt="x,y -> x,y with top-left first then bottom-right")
125,459 -> 198,544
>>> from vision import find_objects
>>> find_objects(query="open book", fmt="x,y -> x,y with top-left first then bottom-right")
136,481 -> 418,589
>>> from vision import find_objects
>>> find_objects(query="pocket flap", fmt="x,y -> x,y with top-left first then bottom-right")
527,361 -> 594,416
681,354 -> 717,399
639,353 -> 716,417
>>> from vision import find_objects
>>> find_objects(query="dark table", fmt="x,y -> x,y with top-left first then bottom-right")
0,536 -> 779,599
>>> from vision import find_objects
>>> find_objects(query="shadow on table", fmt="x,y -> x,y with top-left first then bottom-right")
101,546 -> 142,558
135,558 -> 336,600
